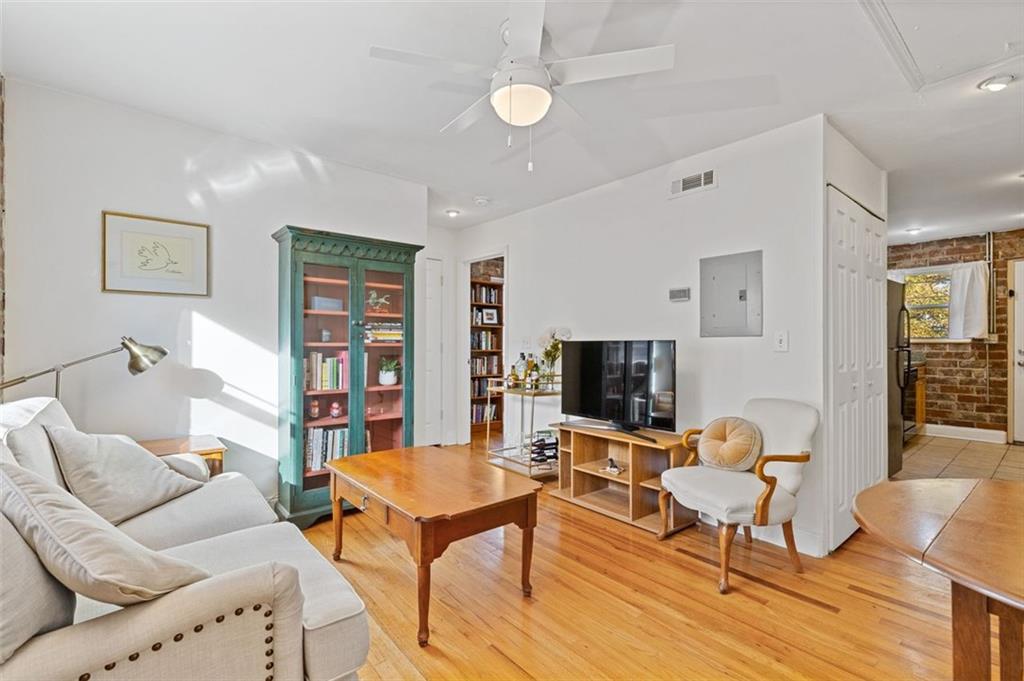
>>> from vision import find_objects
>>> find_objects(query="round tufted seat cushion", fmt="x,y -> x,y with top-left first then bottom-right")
697,417 -> 762,471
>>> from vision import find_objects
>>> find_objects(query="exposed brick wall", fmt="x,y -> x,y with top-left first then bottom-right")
470,257 -> 504,279
888,229 -> 1024,433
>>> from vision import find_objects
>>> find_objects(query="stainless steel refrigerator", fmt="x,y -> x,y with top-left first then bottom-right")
887,280 -> 911,476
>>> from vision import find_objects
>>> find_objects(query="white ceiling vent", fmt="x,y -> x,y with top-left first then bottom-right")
669,169 -> 716,199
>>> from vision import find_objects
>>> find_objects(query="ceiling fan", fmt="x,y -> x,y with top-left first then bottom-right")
368,0 -> 675,165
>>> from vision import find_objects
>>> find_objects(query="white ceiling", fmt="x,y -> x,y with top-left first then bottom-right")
3,1 -> 1022,243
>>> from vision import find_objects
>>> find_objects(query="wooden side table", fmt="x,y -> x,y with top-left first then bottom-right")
138,435 -> 227,476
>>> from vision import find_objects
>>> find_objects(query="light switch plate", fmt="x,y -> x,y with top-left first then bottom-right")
774,331 -> 790,352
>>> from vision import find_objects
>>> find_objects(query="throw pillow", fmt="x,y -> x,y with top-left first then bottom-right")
0,462 -> 210,605
698,417 -> 762,471
0,514 -> 75,663
45,427 -> 201,524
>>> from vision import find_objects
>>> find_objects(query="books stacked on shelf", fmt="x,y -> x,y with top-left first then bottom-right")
472,284 -> 500,304
365,321 -> 403,343
471,329 -> 499,350
305,426 -> 349,471
471,403 -> 498,424
471,355 -> 501,376
531,430 -> 558,462
471,377 -> 492,398
304,351 -> 348,391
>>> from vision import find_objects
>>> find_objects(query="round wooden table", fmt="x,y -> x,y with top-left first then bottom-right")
853,479 -> 1023,681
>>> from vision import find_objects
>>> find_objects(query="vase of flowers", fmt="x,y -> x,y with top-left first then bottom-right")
537,327 -> 572,389
378,356 -> 401,386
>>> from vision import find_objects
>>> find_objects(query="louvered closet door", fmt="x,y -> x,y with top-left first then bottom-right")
827,187 -> 887,549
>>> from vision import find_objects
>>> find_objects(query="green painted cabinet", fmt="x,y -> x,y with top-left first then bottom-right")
273,227 -> 422,527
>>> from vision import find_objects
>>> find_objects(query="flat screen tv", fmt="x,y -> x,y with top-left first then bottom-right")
561,340 -> 676,435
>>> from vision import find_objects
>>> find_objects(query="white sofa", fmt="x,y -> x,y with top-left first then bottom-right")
0,397 -> 369,681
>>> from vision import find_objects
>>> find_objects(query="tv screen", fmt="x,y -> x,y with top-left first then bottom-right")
561,340 -> 676,432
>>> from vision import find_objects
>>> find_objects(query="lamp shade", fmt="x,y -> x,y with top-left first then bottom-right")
490,66 -> 552,127
121,337 -> 168,375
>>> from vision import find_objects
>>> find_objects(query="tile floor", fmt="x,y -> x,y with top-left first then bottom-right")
893,435 -> 1024,481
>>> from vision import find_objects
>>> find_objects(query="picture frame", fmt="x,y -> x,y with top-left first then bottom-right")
102,211 -> 210,296
482,308 -> 499,325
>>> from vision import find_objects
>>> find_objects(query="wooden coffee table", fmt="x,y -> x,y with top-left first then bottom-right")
327,446 -> 542,646
854,479 -> 1024,681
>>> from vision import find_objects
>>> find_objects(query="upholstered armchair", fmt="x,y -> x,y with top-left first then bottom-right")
658,398 -> 820,593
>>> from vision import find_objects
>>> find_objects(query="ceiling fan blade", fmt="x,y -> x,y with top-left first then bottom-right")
546,44 -> 675,86
506,0 -> 546,62
369,46 -> 493,79
439,92 -> 492,135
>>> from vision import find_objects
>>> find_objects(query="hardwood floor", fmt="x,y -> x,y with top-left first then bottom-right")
303,444 -> 990,680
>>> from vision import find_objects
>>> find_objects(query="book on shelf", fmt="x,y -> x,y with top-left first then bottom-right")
305,426 -> 350,471
304,351 -> 349,391
471,329 -> 499,350
471,403 -> 499,424
470,355 -> 501,376
365,321 -> 403,343
471,284 -> 501,305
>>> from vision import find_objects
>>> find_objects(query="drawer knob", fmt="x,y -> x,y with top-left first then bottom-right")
359,494 -> 369,512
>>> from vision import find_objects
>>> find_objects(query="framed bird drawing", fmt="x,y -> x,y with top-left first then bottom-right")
102,211 -> 210,296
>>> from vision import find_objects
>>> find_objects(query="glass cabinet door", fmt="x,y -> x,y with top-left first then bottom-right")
301,263 -> 352,489
354,266 -> 408,455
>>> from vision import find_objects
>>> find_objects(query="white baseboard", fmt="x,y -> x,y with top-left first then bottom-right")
922,423 -> 1007,444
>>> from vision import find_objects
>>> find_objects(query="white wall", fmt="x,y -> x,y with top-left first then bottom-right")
4,80 -> 428,499
824,118 -> 888,218
455,116 -> 831,554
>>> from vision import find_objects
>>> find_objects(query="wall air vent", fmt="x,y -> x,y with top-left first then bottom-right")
669,169 -> 717,199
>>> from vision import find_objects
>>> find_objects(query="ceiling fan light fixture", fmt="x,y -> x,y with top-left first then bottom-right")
490,67 -> 552,127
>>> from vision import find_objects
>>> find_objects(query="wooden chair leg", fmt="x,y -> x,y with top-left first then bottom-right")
742,526 -> 753,544
657,489 -> 671,540
782,520 -> 803,573
718,522 -> 738,594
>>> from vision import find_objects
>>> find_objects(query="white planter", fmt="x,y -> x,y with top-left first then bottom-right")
379,370 -> 398,386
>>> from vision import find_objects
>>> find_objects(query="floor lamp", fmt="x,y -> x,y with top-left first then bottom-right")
0,337 -> 168,400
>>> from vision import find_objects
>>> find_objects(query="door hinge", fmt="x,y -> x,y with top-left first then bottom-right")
1010,289 -> 1015,298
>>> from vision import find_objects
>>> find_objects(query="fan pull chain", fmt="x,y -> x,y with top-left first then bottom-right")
506,74 -> 513,148
527,125 -> 534,172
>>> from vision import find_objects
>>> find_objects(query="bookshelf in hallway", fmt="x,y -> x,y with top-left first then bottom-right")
274,227 -> 422,528
470,257 -> 504,442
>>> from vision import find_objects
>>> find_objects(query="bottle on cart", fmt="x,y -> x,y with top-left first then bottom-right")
514,353 -> 527,385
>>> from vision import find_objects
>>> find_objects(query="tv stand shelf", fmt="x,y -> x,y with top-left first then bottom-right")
549,421 -> 697,537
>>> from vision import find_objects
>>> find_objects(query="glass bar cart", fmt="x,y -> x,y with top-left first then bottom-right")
485,376 -> 561,479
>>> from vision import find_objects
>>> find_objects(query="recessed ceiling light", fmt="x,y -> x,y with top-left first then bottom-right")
445,209 -> 460,218
473,196 -> 491,207
905,228 -> 924,235
978,75 -> 1014,92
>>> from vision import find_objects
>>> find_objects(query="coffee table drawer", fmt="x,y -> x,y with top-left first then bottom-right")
356,489 -> 390,524
335,476 -> 390,524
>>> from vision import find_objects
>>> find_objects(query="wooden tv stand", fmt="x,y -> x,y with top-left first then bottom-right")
549,422 -> 697,536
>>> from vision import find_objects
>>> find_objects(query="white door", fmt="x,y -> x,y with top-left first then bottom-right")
1014,261 -> 1024,442
826,187 -> 887,550
420,258 -> 444,444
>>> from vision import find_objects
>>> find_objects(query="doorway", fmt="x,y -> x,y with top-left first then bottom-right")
465,255 -> 505,449
1009,259 -> 1024,443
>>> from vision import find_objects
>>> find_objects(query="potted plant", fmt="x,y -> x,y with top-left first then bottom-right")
379,356 -> 401,386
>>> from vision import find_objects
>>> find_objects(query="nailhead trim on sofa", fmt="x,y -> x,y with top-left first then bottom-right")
76,602 -> 274,680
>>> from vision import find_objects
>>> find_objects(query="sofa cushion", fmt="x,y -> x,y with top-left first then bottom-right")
45,427 -> 202,524
698,416 -> 762,471
160,453 -> 211,482
164,522 -> 369,681
0,397 -> 74,488
0,462 -> 210,606
0,514 -> 75,663
116,472 -> 277,550
661,465 -> 797,525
